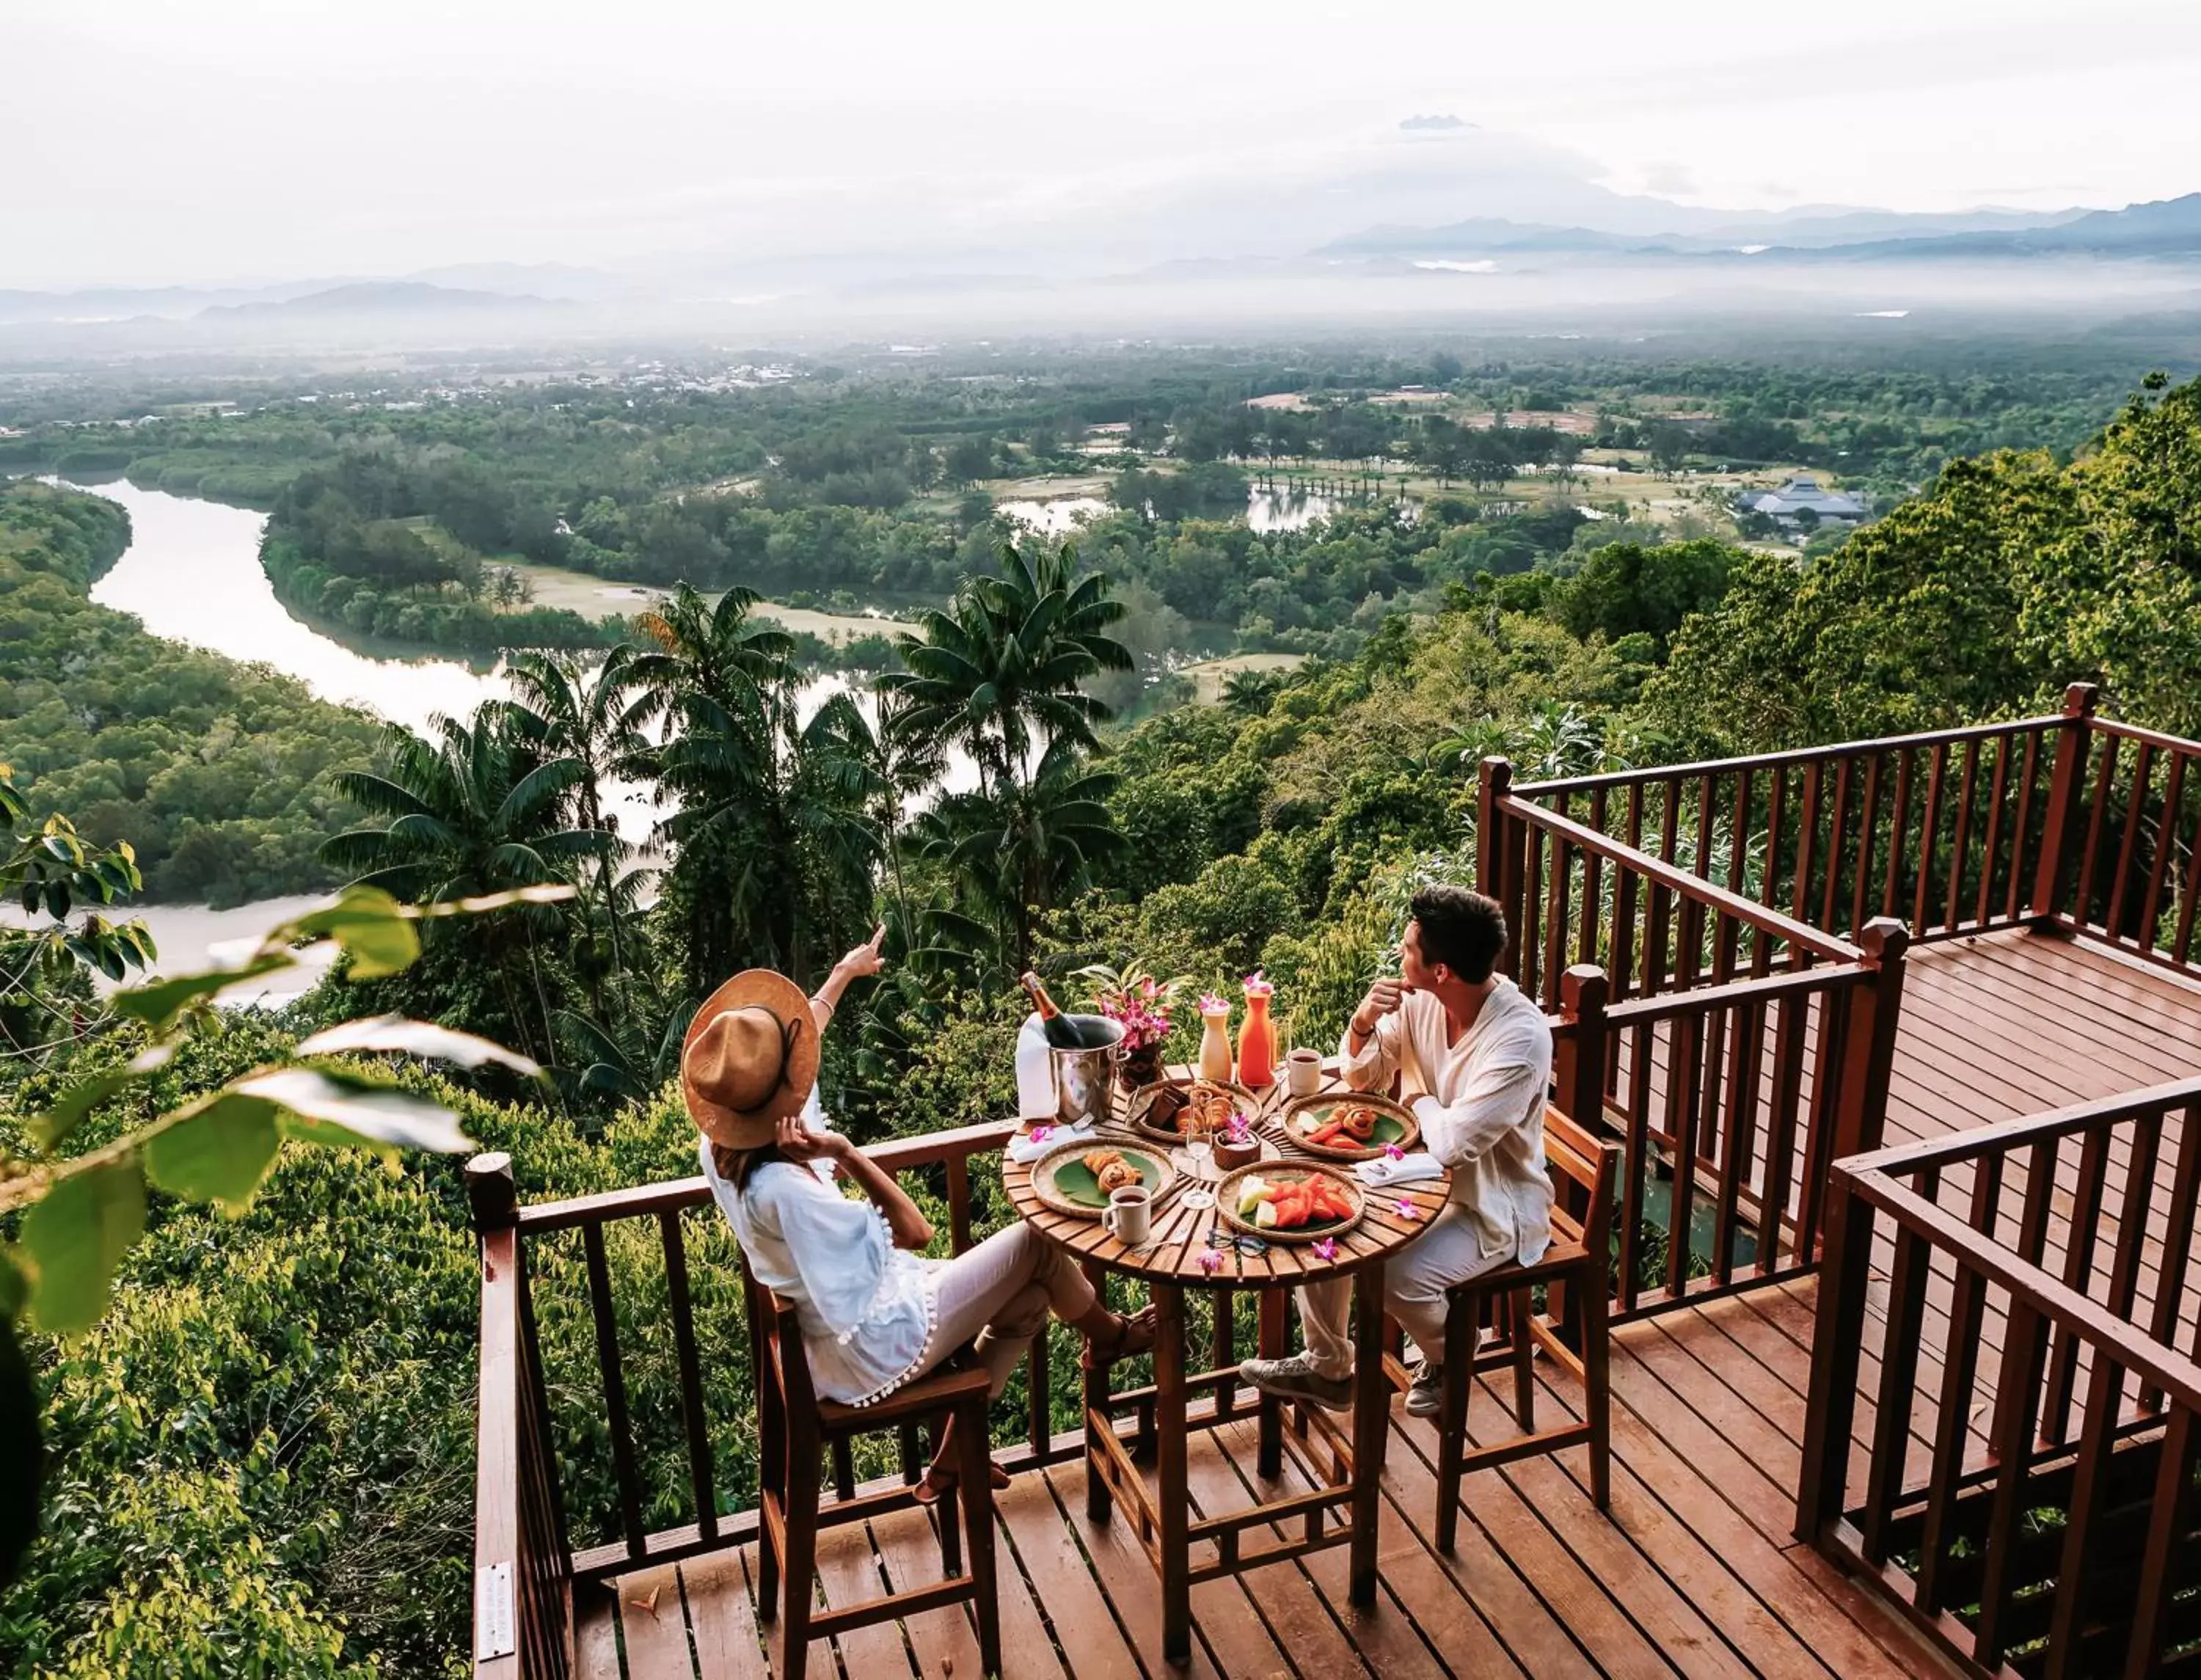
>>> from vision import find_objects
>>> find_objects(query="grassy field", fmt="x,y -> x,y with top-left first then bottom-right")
1178,651 -> 1307,706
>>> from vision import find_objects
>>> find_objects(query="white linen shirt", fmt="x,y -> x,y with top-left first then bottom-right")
698,1098 -> 935,1406
1338,976 -> 1555,1265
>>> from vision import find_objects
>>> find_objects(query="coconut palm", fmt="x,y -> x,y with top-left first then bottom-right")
915,739 -> 1122,976
321,710 -> 612,1060
880,540 -> 1133,797
624,582 -> 880,988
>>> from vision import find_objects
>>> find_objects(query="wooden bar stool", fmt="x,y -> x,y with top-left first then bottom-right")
743,1263 -> 1001,1680
1431,1105 -> 1619,1549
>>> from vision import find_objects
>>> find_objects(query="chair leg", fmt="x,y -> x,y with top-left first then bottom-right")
777,1456 -> 820,1680
933,1414 -> 963,1576
1434,1290 -> 1475,1554
956,1396 -> 1003,1678
756,1491 -> 782,1623
1511,1288 -> 1536,1431
1583,1269 -> 1612,1512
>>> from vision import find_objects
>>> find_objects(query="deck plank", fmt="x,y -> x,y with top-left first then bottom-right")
681,1549 -> 770,1680
809,1519 -> 917,1679
614,1565 -> 693,1680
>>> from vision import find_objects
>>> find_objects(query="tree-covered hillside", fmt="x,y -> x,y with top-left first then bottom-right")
0,482 -> 382,905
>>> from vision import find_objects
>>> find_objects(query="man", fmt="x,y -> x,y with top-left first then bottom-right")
1240,884 -> 1553,1417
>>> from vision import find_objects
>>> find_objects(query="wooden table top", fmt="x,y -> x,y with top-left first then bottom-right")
1002,1063 -> 1451,1289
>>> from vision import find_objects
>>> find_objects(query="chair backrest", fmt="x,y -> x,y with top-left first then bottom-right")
1541,1102 -> 1620,1263
740,1252 -> 819,1415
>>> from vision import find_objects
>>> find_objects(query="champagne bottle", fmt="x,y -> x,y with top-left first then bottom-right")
1021,971 -> 1090,1049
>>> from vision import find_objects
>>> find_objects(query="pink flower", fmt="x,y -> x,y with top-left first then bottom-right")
1030,1125 -> 1053,1145
1198,992 -> 1228,1015
1242,971 -> 1274,998
1197,1244 -> 1224,1274
1395,1198 -> 1420,1221
1383,1142 -> 1406,1162
1312,1237 -> 1338,1261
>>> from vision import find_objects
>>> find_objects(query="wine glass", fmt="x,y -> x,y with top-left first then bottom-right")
1179,1106 -> 1216,1211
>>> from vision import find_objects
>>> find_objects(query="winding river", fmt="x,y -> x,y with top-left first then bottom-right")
56,480 -> 969,987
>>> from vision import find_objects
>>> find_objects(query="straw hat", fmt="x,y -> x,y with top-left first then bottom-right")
680,969 -> 821,1148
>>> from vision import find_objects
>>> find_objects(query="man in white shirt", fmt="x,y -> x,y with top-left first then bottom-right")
1241,885 -> 1554,1417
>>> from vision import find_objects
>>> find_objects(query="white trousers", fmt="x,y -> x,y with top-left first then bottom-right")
921,1222 -> 1095,1398
1297,1204 -> 1511,1379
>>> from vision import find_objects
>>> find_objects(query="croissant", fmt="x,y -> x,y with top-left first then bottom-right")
1098,1160 -> 1142,1194
1082,1148 -> 1126,1177
1340,1104 -> 1380,1142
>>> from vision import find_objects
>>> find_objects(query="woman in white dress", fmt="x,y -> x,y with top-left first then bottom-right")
690,928 -> 1154,1500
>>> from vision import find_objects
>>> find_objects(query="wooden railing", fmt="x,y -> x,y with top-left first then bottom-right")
1796,1078 -> 2201,1679
2047,696 -> 2201,979
1505,709 -> 2073,960
1483,762 -> 1908,1320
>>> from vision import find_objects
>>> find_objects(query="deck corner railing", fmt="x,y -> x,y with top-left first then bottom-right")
1796,1078 -> 2201,1679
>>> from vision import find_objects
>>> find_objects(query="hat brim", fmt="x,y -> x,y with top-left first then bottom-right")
682,968 -> 822,1148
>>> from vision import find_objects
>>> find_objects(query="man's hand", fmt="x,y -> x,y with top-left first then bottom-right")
1351,978 -> 1404,1037
835,923 -> 888,982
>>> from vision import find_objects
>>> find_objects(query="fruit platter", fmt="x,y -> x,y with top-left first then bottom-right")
1280,1091 -> 1420,1161
1127,1075 -> 1259,1146
1214,1161 -> 1366,1244
1029,1139 -> 1175,1219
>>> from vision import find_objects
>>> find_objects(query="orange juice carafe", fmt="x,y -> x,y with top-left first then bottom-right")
1236,974 -> 1276,1089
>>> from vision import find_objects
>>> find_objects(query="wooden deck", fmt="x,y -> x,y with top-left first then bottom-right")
574,929 -> 2201,1680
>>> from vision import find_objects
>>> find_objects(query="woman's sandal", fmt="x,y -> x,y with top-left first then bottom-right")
912,1461 -> 1012,1506
1087,1304 -> 1159,1364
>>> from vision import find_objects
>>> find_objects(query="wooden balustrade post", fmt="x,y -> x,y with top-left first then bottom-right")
1794,1166 -> 1875,1545
1478,757 -> 1524,979
1555,965 -> 1609,1132
468,1150 -> 519,1235
1833,918 -> 1909,1164
2030,682 -> 2100,925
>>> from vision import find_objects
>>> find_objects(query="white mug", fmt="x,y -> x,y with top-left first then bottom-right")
1102,1183 -> 1153,1246
1286,1047 -> 1323,1098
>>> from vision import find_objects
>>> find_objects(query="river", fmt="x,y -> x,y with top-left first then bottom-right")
59,479 -> 975,982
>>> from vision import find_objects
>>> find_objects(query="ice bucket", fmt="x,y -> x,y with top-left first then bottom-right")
1051,1016 -> 1124,1127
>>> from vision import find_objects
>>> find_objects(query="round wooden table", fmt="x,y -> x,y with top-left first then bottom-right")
1002,1065 -> 1451,1664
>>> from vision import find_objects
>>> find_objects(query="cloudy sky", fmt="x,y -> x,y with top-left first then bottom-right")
10,0 -> 2199,289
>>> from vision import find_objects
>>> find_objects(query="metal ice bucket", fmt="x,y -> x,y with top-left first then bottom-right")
1051,1016 -> 1124,1127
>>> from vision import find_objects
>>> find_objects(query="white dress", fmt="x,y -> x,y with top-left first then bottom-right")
698,1098 -> 936,1406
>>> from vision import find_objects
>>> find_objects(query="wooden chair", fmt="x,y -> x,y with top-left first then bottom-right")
742,1260 -> 1001,1680
1431,1103 -> 1619,1549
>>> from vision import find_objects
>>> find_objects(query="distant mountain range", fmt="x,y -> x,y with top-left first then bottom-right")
199,281 -> 570,318
1322,195 -> 2201,264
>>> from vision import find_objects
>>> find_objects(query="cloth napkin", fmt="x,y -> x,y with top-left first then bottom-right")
1014,1012 -> 1057,1121
1353,1153 -> 1444,1188
1009,1122 -> 1095,1164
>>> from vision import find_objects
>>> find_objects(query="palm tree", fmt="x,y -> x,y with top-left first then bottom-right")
880,540 -> 1132,797
625,583 -> 880,988
1221,667 -> 1288,717
321,711 -> 610,1060
500,648 -> 652,990
915,739 -> 1121,976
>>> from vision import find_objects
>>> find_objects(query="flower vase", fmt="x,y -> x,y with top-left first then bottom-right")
1197,1007 -> 1234,1084
1237,985 -> 1276,1089
1114,1038 -> 1165,1097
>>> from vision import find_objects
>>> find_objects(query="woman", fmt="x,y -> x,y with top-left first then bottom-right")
691,927 -> 1153,1500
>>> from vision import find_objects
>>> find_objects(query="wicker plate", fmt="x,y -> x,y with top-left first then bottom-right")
1125,1075 -> 1260,1146
1281,1091 -> 1420,1161
1214,1159 -> 1367,1245
1027,1138 -> 1176,1219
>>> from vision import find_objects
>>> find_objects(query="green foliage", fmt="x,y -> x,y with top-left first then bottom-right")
1649,373 -> 2201,750
1555,538 -> 1740,655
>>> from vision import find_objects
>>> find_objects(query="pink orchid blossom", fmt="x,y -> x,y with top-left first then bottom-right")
1312,1237 -> 1339,1261
1198,991 -> 1229,1016
1030,1125 -> 1054,1144
1395,1198 -> 1420,1221
1242,970 -> 1274,998
1382,1142 -> 1406,1162
1197,1244 -> 1224,1274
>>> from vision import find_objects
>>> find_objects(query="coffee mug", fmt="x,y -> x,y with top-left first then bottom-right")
1102,1183 -> 1153,1246
1286,1047 -> 1323,1098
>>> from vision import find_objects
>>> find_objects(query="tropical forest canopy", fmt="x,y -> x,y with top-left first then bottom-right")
4,345 -> 2201,1677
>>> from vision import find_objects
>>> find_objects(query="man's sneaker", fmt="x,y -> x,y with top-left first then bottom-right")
1404,1361 -> 1446,1417
1238,1352 -> 1353,1411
